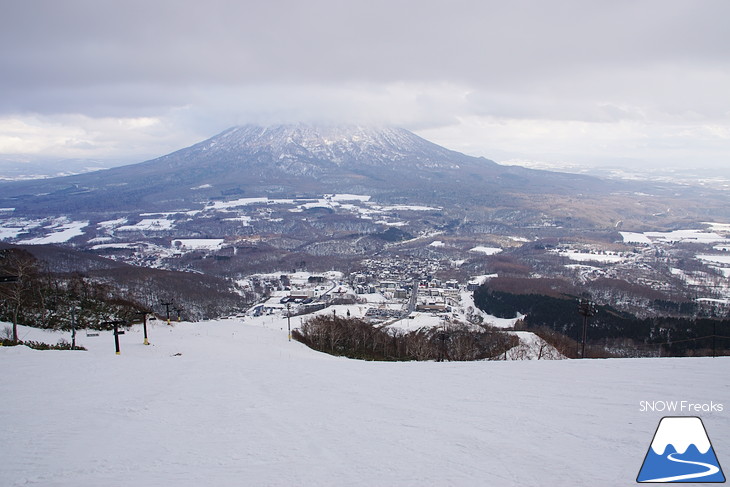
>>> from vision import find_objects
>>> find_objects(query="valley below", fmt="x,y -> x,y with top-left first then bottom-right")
1,125 -> 729,358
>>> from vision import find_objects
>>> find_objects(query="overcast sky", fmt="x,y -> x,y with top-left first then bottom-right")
1,0 -> 729,171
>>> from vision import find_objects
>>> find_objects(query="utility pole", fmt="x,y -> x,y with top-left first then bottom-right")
173,307 -> 182,322
161,301 -> 173,325
71,306 -> 77,350
578,298 -> 598,359
286,302 -> 291,342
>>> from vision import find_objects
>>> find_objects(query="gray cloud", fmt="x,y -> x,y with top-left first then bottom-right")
1,0 -> 729,168
5,1 -> 729,93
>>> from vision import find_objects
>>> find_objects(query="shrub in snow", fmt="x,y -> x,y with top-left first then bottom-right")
294,315 -> 518,361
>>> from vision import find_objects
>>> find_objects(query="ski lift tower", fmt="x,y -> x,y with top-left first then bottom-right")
160,301 -> 173,325
101,320 -> 127,355
133,310 -> 151,345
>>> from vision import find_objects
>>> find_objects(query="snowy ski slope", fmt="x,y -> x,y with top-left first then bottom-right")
2,318 -> 728,486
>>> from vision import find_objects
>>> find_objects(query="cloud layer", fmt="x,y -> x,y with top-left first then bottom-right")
1,0 -> 729,168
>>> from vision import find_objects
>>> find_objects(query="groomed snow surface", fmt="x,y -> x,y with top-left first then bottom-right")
3,319 -> 728,487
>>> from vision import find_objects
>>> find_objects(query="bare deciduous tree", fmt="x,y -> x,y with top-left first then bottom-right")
0,249 -> 39,342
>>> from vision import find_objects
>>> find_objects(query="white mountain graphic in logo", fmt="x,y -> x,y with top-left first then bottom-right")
637,416 -> 725,483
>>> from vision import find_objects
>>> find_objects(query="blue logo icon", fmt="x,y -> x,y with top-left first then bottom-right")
637,416 -> 725,483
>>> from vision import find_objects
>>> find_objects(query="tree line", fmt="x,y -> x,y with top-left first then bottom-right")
474,279 -> 730,357
0,247 -> 142,342
292,314 -> 518,361
0,245 -> 252,342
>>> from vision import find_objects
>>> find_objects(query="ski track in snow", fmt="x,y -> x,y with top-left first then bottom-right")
2,319 -> 729,487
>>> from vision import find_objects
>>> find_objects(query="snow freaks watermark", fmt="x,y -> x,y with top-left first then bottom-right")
636,417 -> 726,483
639,400 -> 724,413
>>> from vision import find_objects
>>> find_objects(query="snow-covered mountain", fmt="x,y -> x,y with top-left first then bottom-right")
0,123 -> 611,214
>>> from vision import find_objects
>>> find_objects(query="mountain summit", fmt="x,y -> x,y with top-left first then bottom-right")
146,123 -> 497,183
188,124 -> 477,170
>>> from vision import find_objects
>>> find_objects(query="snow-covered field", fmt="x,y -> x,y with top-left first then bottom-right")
116,218 -> 175,232
19,220 -> 89,244
621,229 -> 730,245
698,254 -> 730,265
2,319 -> 728,487
558,250 -> 627,263
469,246 -> 502,255
0,217 -> 90,244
